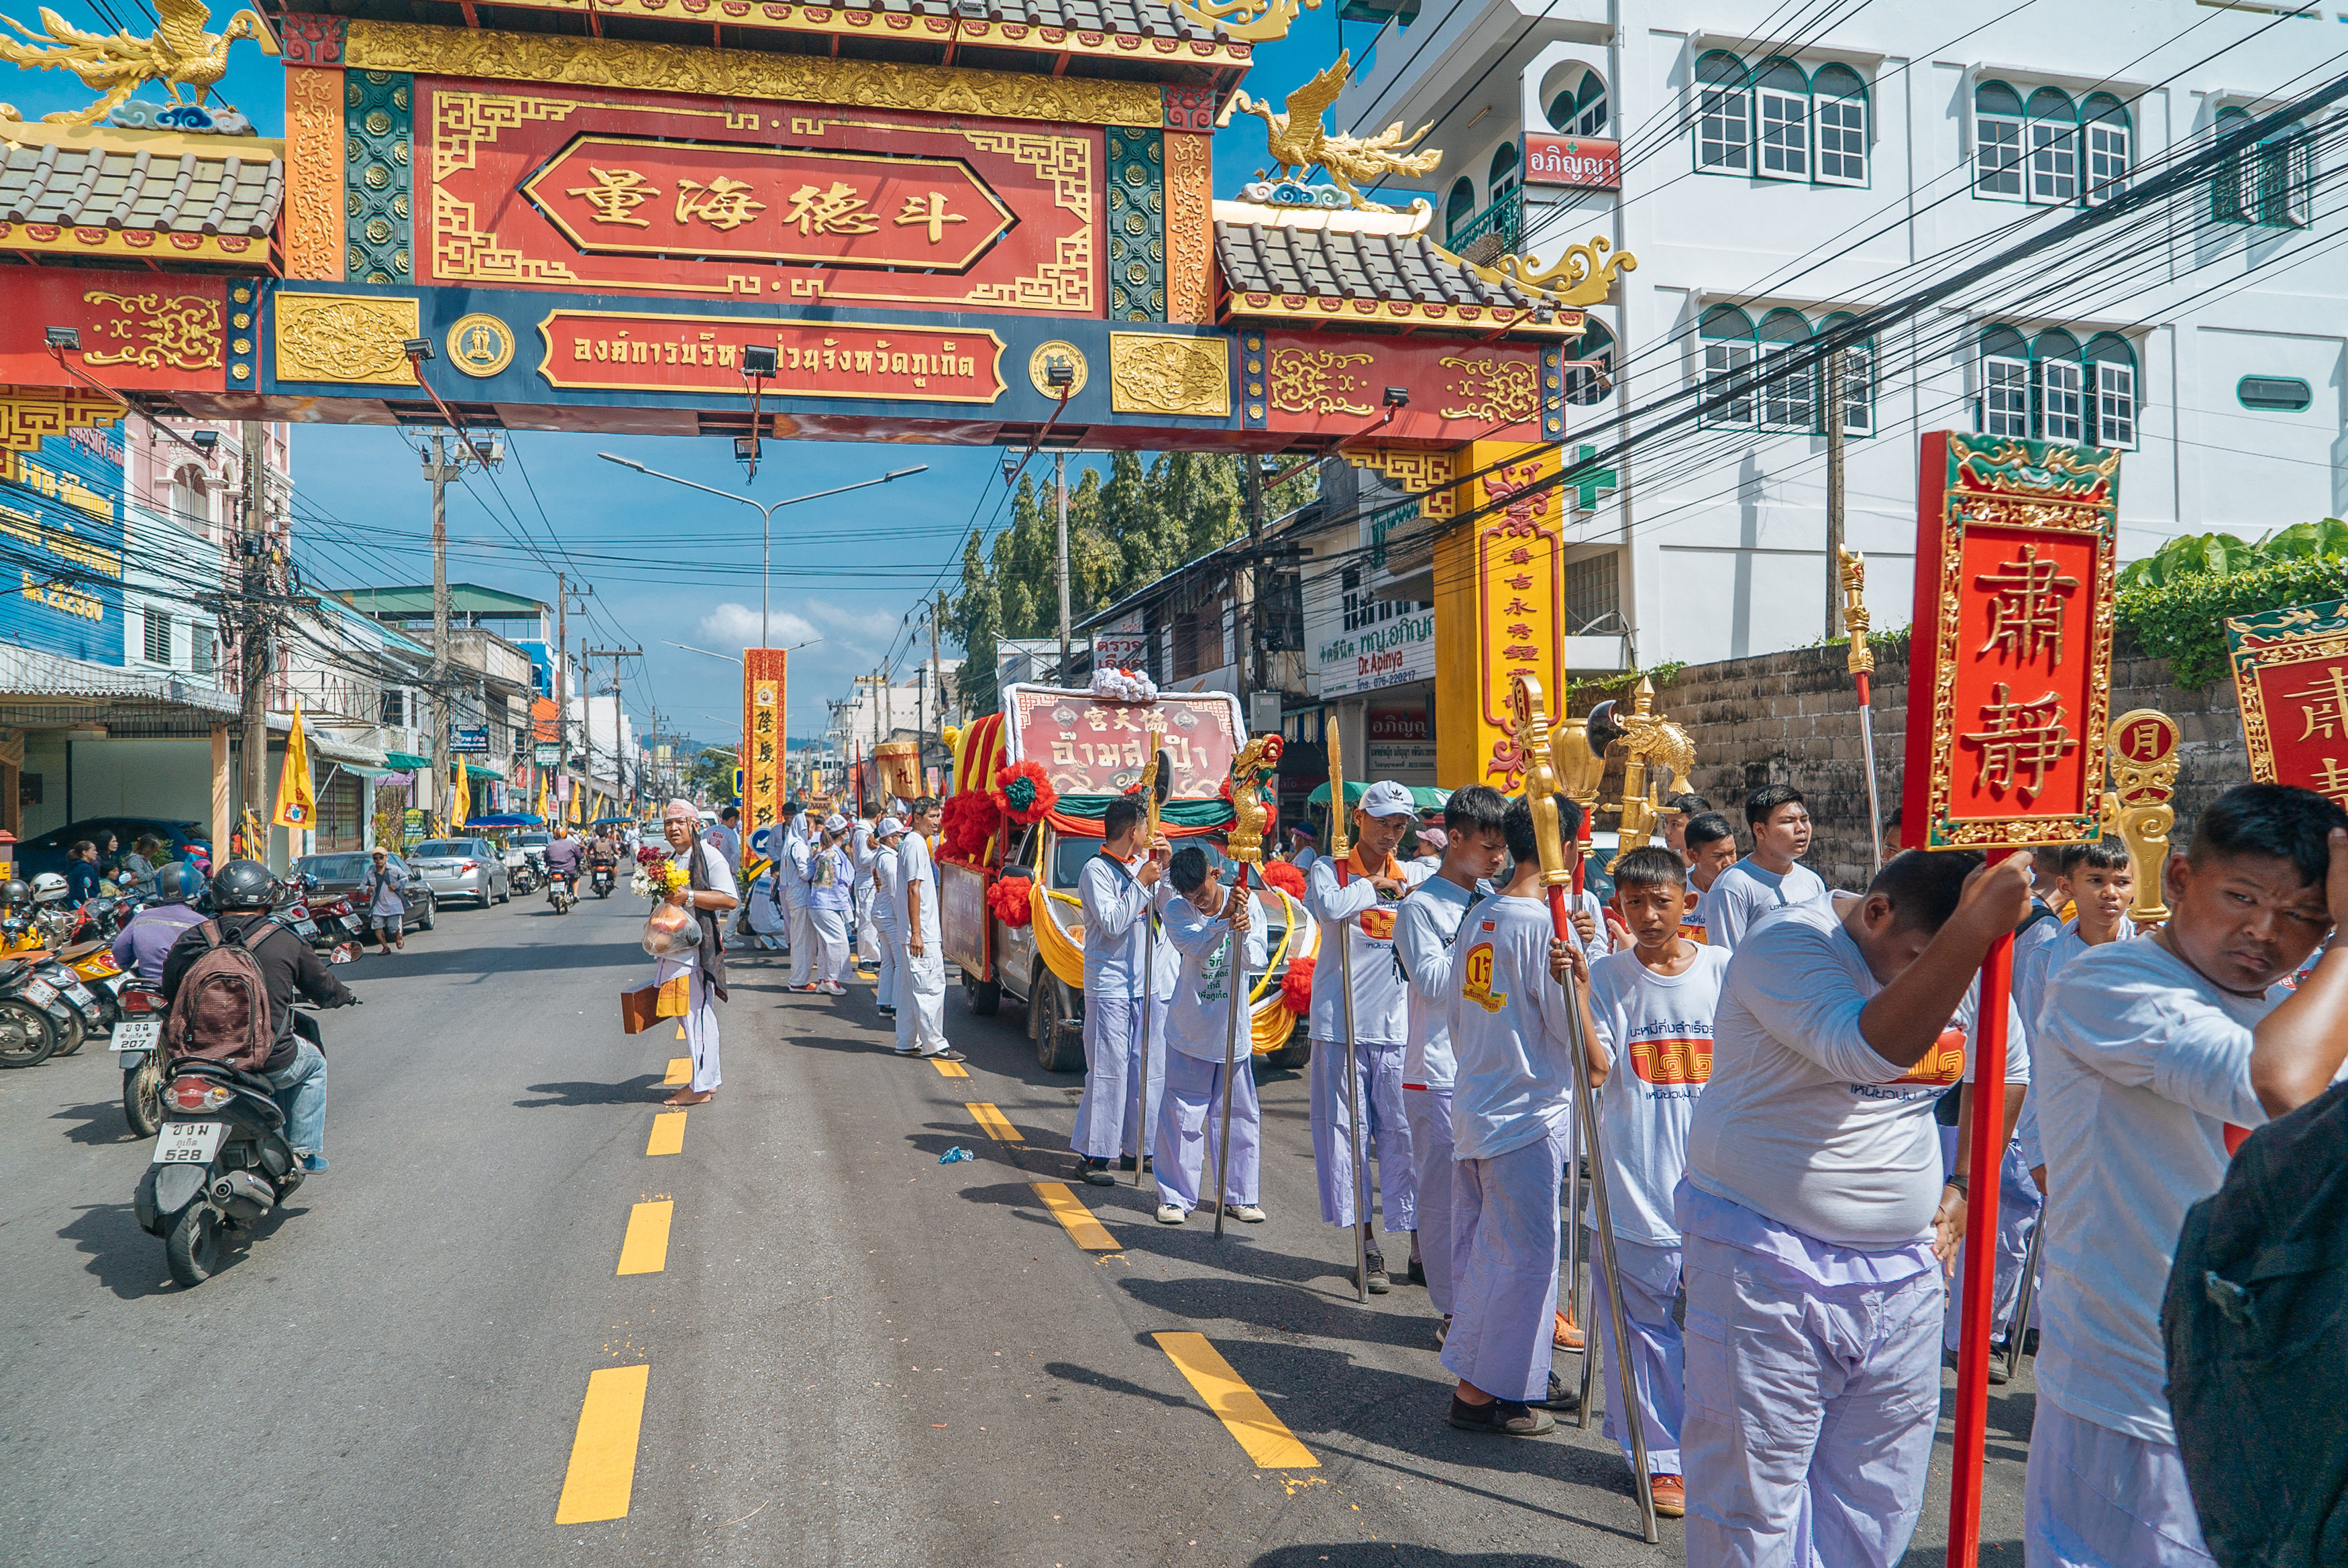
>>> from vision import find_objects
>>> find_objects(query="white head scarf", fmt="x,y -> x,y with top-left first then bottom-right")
663,797 -> 698,822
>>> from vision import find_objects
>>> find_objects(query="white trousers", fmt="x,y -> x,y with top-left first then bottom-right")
894,946 -> 947,1055
2024,1400 -> 2214,1567
1071,992 -> 1167,1160
1153,1049 -> 1259,1210
658,959 -> 720,1093
1440,1118 -> 1569,1404
788,899 -> 816,986
1588,1232 -> 1687,1477
854,881 -> 878,961
1403,1086 -> 1458,1314
811,907 -> 851,985
1308,1035 -> 1416,1231
874,926 -> 900,1007
1680,1234 -> 1944,1568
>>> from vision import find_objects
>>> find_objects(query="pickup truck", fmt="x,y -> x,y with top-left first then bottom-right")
939,683 -> 1315,1072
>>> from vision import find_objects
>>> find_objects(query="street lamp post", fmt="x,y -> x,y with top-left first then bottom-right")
599,455 -> 928,647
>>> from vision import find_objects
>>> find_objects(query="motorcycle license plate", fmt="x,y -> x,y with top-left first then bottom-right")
152,1121 -> 225,1164
64,983 -> 95,1007
294,919 -> 319,938
113,1019 -> 160,1052
21,978 -> 56,1007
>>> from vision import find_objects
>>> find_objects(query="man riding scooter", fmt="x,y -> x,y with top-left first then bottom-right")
112,862 -> 208,981
587,827 -> 619,899
159,860 -> 358,1174
544,828 -> 584,909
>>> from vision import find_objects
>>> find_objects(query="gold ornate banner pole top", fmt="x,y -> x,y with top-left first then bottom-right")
1511,674 -> 1570,889
1326,720 -> 1350,863
1226,734 -> 1280,866
1140,726 -> 1165,841
1840,546 -> 1874,676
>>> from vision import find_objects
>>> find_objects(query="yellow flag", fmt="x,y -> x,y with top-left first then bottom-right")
273,701 -> 317,830
536,773 -> 549,822
451,757 -> 470,829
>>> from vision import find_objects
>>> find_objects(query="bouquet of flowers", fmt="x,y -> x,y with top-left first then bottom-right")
632,844 -> 688,901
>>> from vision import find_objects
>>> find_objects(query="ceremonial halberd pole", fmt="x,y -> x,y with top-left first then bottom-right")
1131,730 -> 1168,1191
1326,724 -> 1369,1303
1213,734 -> 1279,1238
1902,433 -> 2120,1566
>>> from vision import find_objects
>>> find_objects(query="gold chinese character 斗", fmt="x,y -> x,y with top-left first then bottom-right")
782,181 -> 879,237
1976,542 -> 2080,668
894,192 -> 969,244
1962,683 -> 2079,803
2282,665 -> 2348,742
676,177 -> 769,232
566,167 -> 661,227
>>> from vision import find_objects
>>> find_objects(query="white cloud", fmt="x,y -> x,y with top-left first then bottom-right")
698,602 -> 819,650
698,597 -> 898,656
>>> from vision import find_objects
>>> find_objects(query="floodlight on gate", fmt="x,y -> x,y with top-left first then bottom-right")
44,327 -> 80,350
1045,362 -> 1074,389
191,429 -> 219,453
402,337 -> 434,361
742,345 -> 778,378
734,435 -> 761,465
1383,387 -> 1409,406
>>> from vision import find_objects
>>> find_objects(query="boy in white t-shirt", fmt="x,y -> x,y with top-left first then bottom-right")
1150,845 -> 1271,1225
1698,785 -> 1827,952
1679,814 -> 1737,946
1679,847 -> 2033,1567
1583,846 -> 1728,1522
2026,784 -> 2348,1567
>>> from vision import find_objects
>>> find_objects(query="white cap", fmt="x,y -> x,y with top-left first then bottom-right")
1358,779 -> 1416,819
824,813 -> 847,832
876,816 -> 905,837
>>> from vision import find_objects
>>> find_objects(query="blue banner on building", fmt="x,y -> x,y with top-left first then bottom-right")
516,638 -> 553,698
0,429 -> 127,667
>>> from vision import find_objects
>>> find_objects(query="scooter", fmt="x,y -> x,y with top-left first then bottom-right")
547,871 -> 577,914
113,978 -> 168,1136
0,956 -> 61,1068
590,861 -> 615,899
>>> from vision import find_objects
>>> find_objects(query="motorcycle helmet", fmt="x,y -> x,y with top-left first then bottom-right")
152,862 -> 202,905
0,878 -> 25,909
210,858 -> 281,911
28,872 -> 68,907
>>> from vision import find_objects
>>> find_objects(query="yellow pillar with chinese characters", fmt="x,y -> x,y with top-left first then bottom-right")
1434,441 -> 1567,793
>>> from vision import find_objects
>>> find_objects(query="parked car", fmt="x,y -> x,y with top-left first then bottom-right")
289,852 -> 437,934
15,818 -> 211,881
406,838 -> 511,907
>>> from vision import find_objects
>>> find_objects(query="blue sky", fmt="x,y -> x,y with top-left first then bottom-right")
3,1 -> 1358,748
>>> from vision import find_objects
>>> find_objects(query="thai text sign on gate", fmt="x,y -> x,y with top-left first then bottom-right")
2227,596 -> 2348,811
741,649 -> 788,836
1901,433 -> 2120,848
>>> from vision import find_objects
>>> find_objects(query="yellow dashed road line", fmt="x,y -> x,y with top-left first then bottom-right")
929,1058 -> 971,1078
616,1200 -> 674,1276
554,1364 -> 651,1523
662,1058 -> 690,1085
1031,1181 -> 1120,1249
676,1023 -> 688,1041
645,1111 -> 686,1156
1153,1331 -> 1320,1469
966,1102 -> 1022,1141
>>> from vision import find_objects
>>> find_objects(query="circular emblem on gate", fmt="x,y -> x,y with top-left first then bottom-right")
445,314 -> 516,378
1028,341 -> 1087,399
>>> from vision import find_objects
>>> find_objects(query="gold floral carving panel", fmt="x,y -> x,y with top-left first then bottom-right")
284,67 -> 347,282
1108,333 -> 1230,417
1438,353 -> 1539,426
1267,345 -> 1375,416
1162,131 -> 1214,325
345,21 -> 1163,126
81,291 -> 223,370
274,293 -> 423,385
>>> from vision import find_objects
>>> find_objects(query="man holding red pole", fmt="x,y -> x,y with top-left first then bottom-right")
1676,848 -> 2031,1566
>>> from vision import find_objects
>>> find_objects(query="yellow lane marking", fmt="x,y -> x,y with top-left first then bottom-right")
930,1058 -> 971,1078
1153,1331 -> 1320,1469
645,1111 -> 686,1157
967,1102 -> 1022,1141
617,1200 -> 674,1276
662,1058 -> 690,1085
553,1364 -> 651,1523
676,1023 -> 688,1041
1030,1181 -> 1119,1250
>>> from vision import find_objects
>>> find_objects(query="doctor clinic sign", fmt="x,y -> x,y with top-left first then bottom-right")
741,649 -> 788,836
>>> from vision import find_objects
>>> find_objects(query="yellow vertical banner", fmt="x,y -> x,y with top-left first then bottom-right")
273,700 -> 317,829
743,649 -> 788,845
451,758 -> 470,829
1436,441 -> 1566,793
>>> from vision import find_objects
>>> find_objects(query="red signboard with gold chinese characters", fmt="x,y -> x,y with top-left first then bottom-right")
2226,596 -> 2348,811
0,271 -> 234,392
741,648 -> 788,839
1002,684 -> 1244,800
1432,441 -> 1567,792
1902,433 -> 2119,849
421,80 -> 1097,315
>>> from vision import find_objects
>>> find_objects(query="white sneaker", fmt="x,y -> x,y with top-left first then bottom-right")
1156,1205 -> 1187,1225
1224,1203 -> 1267,1223
821,981 -> 847,995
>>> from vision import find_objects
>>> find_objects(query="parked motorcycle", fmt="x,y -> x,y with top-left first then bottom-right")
113,978 -> 168,1136
0,956 -> 61,1068
548,872 -> 577,915
134,1013 -> 328,1287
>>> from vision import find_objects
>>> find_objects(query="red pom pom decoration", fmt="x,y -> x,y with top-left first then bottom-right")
1259,860 -> 1305,899
1279,952 -> 1316,1014
986,874 -> 1035,927
939,790 -> 1000,863
992,760 -> 1059,827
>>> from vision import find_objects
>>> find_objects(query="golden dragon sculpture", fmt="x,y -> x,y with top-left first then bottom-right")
1216,51 -> 1442,213
1,0 -> 277,127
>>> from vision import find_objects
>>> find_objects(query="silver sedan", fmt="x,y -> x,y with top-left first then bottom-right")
406,838 -> 513,907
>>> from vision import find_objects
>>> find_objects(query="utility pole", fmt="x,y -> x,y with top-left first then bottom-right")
1243,455 -> 1267,703
425,433 -> 456,829
585,646 -> 643,812
237,421 -> 270,851
553,571 -> 566,812
1054,449 -> 1071,681
1825,350 -> 1847,641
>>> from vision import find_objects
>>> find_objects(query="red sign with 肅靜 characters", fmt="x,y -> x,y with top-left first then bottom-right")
2225,596 -> 2348,812
421,80 -> 1098,315
1903,432 -> 2121,850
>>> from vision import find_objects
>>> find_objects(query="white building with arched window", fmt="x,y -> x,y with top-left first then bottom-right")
1332,1 -> 2348,669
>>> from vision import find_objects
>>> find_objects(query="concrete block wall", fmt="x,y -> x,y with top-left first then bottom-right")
1629,630 -> 2248,892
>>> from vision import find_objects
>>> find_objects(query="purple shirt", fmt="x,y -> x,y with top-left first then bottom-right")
112,904 -> 207,983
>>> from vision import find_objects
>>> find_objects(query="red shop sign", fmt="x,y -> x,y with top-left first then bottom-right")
1522,133 -> 1621,191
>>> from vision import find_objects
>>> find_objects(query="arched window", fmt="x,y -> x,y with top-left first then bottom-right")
1976,80 -> 2025,198
1980,325 -> 2031,437
1817,311 -> 1874,436
2027,87 -> 2078,204
1813,64 -> 1868,184
1700,306 -> 1758,427
1566,319 -> 1614,406
1547,67 -> 1608,137
2214,107 -> 2316,229
2034,327 -> 2085,443
1488,142 -> 1521,204
2087,333 -> 2137,448
1444,176 -> 1477,241
169,465 -> 210,535
1696,52 -> 1751,172
2083,93 -> 2130,203
1757,309 -> 1815,430
1755,58 -> 1811,180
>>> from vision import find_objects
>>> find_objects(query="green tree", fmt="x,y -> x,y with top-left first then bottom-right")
950,529 -> 1001,716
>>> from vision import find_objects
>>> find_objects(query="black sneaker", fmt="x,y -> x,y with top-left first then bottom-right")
1081,1158 -> 1116,1188
1361,1251 -> 1390,1294
1529,1371 -> 1580,1412
1407,1255 -> 1427,1286
1446,1394 -> 1553,1437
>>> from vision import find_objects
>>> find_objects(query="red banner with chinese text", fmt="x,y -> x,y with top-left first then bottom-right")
2226,596 -> 2348,811
1902,433 -> 2119,850
1002,685 -> 1243,800
741,649 -> 787,839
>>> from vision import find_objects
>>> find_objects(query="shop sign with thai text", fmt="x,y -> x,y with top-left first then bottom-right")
1002,684 -> 1242,799
538,313 -> 1006,402
1315,607 -> 1435,698
1522,133 -> 1621,190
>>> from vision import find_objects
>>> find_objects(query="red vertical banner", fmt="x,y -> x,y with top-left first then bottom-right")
742,649 -> 788,844
1901,432 -> 2120,1568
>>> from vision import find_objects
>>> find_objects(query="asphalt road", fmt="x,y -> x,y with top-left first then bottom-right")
0,889 -> 2031,1567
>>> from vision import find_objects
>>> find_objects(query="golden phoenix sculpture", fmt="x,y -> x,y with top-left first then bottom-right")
1218,52 -> 1442,212
0,0 -> 278,125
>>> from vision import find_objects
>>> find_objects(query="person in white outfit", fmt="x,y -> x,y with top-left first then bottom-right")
1151,844 -> 1269,1225
806,814 -> 855,995
852,816 -> 880,971
1071,796 -> 1172,1186
871,816 -> 904,1017
894,798 -> 959,1061
653,798 -> 739,1107
1695,785 -> 1827,954
781,806 -> 816,987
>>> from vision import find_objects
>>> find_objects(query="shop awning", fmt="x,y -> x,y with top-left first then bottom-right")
383,750 -> 431,770
309,733 -> 391,777
1306,781 -> 1449,811
462,761 -> 504,781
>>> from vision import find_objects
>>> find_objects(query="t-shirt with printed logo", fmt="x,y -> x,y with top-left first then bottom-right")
1587,944 -> 1729,1246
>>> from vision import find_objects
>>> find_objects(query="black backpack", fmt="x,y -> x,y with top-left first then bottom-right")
2163,1079 -> 2348,1567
